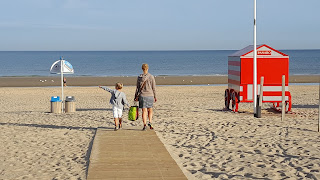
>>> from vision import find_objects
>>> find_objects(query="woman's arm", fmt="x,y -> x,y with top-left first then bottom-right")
134,78 -> 140,101
152,76 -> 157,102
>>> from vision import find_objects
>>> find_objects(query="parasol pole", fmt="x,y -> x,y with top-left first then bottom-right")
61,58 -> 64,113
253,0 -> 257,116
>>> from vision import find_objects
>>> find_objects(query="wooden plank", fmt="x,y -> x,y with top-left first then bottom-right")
87,128 -> 187,180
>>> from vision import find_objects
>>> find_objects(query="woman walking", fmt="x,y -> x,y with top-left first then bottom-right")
134,64 -> 157,131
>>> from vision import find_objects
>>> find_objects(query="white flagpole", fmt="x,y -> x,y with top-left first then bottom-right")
61,59 -> 64,113
253,0 -> 257,115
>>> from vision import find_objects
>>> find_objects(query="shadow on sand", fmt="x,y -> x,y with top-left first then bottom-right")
292,104 -> 318,109
76,108 -> 112,112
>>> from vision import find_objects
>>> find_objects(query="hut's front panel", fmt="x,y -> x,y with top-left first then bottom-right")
239,57 -> 289,102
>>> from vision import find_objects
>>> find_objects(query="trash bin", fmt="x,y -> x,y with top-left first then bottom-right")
65,96 -> 76,113
51,96 -> 62,113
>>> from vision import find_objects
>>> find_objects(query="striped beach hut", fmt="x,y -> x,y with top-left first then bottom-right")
225,44 -> 292,112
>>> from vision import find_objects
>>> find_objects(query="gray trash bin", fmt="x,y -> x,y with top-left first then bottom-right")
51,96 -> 62,113
65,96 -> 76,113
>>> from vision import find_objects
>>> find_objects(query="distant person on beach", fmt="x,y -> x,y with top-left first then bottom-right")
134,64 -> 157,131
63,77 -> 67,87
99,82 -> 130,131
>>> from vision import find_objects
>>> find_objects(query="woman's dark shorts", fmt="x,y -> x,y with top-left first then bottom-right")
139,96 -> 154,108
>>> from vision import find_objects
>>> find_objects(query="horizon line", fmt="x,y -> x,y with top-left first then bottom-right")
1,48 -> 320,52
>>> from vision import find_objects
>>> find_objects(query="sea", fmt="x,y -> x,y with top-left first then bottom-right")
0,50 -> 319,77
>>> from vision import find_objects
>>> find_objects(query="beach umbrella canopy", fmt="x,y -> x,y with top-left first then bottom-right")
50,58 -> 74,74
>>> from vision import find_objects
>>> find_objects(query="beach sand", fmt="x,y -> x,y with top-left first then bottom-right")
0,84 -> 320,179
0,75 -> 319,87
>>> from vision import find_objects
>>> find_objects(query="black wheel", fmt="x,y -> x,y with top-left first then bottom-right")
225,89 -> 230,109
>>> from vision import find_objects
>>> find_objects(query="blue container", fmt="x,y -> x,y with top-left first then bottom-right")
51,96 -> 61,102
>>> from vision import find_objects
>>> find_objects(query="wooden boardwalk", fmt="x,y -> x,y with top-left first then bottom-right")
87,127 -> 187,180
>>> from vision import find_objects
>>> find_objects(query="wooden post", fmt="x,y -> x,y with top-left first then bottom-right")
256,76 -> 264,118
259,76 -> 264,107
281,75 -> 285,121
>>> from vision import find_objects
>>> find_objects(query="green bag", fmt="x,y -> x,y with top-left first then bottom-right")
128,106 -> 139,121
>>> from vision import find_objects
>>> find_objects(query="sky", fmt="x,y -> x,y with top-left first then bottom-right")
0,0 -> 319,51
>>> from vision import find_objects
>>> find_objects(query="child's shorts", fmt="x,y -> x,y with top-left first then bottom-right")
112,106 -> 123,118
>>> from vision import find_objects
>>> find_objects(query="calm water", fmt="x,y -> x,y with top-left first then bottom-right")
0,50 -> 319,77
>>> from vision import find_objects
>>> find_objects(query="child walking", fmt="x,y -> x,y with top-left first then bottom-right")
99,82 -> 130,131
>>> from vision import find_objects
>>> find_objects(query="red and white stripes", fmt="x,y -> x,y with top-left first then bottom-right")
239,84 -> 289,102
228,56 -> 241,90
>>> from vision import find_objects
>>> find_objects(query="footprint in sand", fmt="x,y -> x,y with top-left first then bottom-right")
257,164 -> 266,168
237,167 -> 245,172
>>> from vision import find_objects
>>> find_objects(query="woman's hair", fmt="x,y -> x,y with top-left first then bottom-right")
142,64 -> 149,70
115,82 -> 123,89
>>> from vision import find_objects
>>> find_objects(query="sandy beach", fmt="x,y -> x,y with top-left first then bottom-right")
0,82 -> 320,179
0,75 -> 319,87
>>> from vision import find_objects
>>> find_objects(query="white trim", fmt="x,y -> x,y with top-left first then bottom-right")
240,86 -> 243,92
243,54 -> 289,58
256,56 -> 288,58
247,84 -> 253,100
240,96 -> 243,101
243,46 -> 287,58
247,84 -> 289,96
263,96 -> 289,101
263,86 -> 289,92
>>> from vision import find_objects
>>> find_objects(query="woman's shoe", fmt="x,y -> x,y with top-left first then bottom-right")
148,123 -> 154,130
114,127 -> 118,131
142,126 -> 147,131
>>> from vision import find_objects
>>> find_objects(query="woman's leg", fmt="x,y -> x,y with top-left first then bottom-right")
142,108 -> 148,126
147,108 -> 154,129
147,108 -> 153,123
